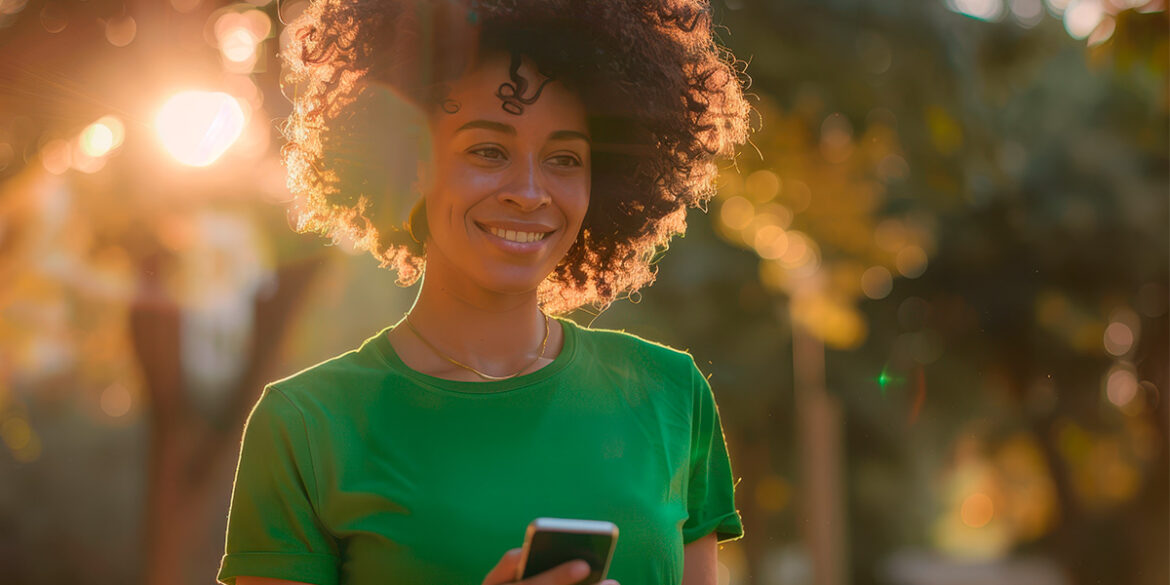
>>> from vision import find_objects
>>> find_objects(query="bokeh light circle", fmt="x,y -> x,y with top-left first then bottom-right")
1103,322 -> 1134,356
960,492 -> 995,527
1106,367 -> 1138,407
862,266 -> 893,300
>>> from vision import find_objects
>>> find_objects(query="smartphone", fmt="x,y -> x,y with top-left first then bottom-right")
516,517 -> 619,584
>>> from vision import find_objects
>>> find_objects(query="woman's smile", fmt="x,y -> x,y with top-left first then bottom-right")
474,220 -> 557,254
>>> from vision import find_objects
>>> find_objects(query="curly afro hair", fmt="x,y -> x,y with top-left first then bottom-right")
280,0 -> 754,314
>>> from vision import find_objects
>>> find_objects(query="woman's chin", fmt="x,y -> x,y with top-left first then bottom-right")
462,263 -> 556,297
475,276 -> 547,297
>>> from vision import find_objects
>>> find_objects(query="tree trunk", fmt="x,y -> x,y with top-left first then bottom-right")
131,252 -> 326,585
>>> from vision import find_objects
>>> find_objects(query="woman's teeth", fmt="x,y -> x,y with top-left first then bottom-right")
488,227 -> 548,243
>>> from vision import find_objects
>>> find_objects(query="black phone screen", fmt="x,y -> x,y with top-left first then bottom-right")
520,530 -> 614,583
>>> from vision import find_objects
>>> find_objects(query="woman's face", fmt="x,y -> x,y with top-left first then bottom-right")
418,52 -> 591,297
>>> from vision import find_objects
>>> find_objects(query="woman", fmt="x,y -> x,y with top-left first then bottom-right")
217,0 -> 754,583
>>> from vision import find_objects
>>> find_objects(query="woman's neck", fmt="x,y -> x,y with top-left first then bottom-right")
395,255 -> 558,379
410,276 -> 545,349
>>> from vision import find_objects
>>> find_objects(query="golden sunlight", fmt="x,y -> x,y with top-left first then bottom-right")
154,91 -> 246,167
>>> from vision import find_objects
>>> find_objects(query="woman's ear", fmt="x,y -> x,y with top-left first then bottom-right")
408,197 -> 429,245
405,137 -> 435,246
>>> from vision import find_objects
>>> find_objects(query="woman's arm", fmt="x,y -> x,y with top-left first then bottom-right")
681,532 -> 718,585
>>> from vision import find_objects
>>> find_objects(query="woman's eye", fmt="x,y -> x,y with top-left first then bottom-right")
469,147 -> 505,160
549,154 -> 582,167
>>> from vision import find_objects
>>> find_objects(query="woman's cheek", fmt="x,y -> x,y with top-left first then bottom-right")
551,170 -> 589,204
445,163 -> 486,193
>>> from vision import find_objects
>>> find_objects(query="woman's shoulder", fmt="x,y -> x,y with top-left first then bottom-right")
263,327 -> 394,406
565,318 -> 700,375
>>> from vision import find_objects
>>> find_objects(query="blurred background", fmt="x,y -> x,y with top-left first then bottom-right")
0,0 -> 1166,584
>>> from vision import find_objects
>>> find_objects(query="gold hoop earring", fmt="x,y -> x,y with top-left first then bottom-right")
408,197 -> 428,245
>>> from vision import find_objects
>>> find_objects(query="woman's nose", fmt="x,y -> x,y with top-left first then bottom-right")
498,155 -> 551,211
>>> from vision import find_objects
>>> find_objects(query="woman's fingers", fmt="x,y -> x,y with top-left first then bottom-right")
521,559 -> 591,585
481,548 -> 523,585
482,548 -> 617,585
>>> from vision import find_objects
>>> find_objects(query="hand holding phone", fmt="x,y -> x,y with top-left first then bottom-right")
479,518 -> 621,585
516,518 -> 619,585
480,550 -> 604,585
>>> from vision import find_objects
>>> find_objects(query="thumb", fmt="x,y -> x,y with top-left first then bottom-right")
481,548 -> 523,585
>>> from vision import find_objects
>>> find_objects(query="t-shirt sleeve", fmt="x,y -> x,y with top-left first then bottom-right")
217,385 -> 341,585
681,359 -> 745,545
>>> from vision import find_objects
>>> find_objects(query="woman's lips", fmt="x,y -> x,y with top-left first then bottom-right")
485,225 -> 549,243
475,221 -> 556,254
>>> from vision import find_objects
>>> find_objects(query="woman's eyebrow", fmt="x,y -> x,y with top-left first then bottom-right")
455,120 -> 591,144
456,120 -> 515,135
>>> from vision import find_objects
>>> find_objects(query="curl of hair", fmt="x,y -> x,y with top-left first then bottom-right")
280,0 -> 755,314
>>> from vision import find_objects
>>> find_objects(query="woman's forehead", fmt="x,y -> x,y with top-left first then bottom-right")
433,52 -> 589,136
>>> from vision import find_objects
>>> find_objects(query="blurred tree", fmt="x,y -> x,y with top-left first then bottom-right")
683,1 -> 1168,584
1,1 -> 330,583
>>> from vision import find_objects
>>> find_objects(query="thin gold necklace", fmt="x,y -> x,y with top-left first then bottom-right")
403,313 -> 550,381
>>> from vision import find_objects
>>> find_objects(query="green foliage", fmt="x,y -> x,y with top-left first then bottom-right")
617,1 -> 1167,583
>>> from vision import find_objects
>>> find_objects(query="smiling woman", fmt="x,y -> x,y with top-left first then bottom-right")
280,0 -> 752,314
217,1 -> 754,584
419,52 -> 592,301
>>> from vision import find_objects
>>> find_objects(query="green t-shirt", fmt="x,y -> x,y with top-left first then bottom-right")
216,317 -> 743,585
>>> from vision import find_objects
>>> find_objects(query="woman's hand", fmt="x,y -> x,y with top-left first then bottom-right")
481,548 -> 620,585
